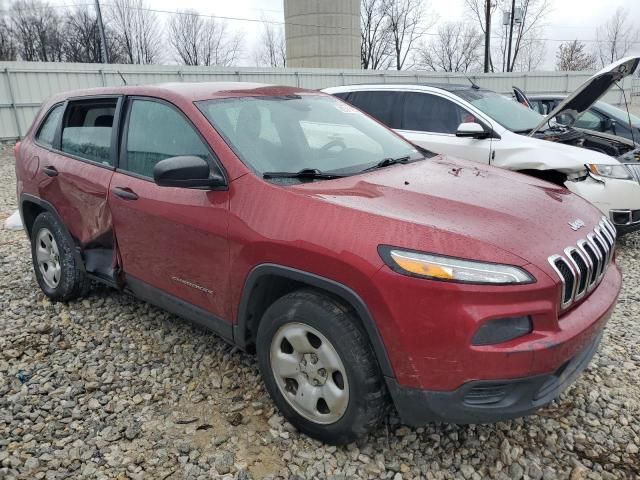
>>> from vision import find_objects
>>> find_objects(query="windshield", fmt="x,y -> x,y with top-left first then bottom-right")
455,89 -> 544,133
197,95 -> 423,179
594,101 -> 640,126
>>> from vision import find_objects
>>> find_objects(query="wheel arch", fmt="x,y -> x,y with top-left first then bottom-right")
234,264 -> 395,379
20,194 -> 84,267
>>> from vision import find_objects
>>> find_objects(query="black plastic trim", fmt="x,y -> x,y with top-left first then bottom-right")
234,264 -> 394,378
125,275 -> 233,341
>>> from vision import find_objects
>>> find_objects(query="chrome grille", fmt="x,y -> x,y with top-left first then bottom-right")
548,216 -> 616,311
625,163 -> 640,182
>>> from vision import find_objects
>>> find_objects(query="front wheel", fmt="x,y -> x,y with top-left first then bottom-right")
256,289 -> 387,445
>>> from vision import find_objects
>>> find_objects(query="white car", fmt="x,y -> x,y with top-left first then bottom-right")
323,57 -> 640,234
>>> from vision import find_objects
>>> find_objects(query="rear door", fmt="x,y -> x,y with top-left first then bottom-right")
108,97 -> 231,321
396,92 -> 493,164
35,96 -> 121,248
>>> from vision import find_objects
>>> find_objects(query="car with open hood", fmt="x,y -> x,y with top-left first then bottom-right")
517,93 -> 640,145
323,57 -> 640,233
15,82 -> 621,444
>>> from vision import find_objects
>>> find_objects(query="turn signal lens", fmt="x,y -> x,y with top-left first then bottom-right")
380,247 -> 534,285
391,254 -> 455,280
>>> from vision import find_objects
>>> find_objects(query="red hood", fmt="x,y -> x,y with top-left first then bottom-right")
293,156 -> 605,277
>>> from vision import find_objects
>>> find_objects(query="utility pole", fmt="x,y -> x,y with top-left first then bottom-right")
506,0 -> 516,72
483,0 -> 491,73
94,0 -> 109,63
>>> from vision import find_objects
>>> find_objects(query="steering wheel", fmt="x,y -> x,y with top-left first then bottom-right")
320,139 -> 347,155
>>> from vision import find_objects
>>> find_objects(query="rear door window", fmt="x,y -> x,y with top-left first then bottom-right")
347,91 -> 402,129
35,104 -> 64,148
402,92 -> 473,134
61,99 -> 118,165
123,99 -> 214,178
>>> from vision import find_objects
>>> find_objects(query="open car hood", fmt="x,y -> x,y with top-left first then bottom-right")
528,56 -> 640,136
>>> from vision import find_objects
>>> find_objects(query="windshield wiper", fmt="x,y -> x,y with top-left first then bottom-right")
360,156 -> 412,173
263,168 -> 346,180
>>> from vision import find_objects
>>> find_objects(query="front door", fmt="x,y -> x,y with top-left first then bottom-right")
396,92 -> 493,164
108,97 -> 231,321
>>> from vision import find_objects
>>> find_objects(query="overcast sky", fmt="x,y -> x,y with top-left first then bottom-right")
54,0 -> 640,70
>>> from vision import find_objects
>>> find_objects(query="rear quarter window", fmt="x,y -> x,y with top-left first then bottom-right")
35,104 -> 64,148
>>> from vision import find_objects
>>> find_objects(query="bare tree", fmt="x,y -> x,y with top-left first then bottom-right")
383,0 -> 430,70
0,17 -> 17,60
62,6 -> 125,63
169,10 -> 242,67
495,0 -> 550,72
360,0 -> 392,69
9,0 -> 64,61
464,0 -> 499,71
108,0 -> 161,64
555,40 -> 597,71
596,7 -> 639,67
512,36 -> 545,72
417,22 -> 482,72
254,18 -> 285,67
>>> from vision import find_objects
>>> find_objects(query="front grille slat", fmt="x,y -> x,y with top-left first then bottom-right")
625,163 -> 640,182
548,216 -> 615,312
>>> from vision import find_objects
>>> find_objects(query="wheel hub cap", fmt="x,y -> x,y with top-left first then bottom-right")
299,353 -> 328,386
35,228 -> 61,289
270,322 -> 349,424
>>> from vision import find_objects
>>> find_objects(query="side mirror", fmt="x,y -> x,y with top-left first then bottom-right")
153,156 -> 226,189
455,122 -> 488,139
603,118 -> 616,133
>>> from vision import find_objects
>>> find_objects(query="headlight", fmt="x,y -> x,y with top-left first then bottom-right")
587,164 -> 632,180
379,247 -> 534,285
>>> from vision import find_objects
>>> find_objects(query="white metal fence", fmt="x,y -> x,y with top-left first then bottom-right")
1,61 -> 636,141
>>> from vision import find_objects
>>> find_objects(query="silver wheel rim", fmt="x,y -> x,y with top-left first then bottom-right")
270,322 -> 349,424
35,228 -> 61,289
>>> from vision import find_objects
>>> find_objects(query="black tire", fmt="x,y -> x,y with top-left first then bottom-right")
31,212 -> 90,301
256,289 -> 387,445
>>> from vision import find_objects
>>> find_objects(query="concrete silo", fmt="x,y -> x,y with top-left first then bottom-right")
284,0 -> 361,69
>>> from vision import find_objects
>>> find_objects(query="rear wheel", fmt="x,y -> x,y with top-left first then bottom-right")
256,289 -> 387,445
31,212 -> 89,301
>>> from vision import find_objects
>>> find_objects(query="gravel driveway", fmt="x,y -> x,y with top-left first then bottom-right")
1,144 -> 639,480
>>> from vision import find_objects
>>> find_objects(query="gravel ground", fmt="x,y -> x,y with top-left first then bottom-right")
1,144 -> 639,480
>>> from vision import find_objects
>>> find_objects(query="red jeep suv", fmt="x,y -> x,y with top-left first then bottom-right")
14,83 -> 621,444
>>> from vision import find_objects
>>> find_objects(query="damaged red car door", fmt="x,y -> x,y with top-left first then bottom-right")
108,97 -> 231,325
34,97 -> 121,249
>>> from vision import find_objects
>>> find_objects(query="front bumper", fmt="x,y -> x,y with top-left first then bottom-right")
609,209 -> 640,233
388,333 -> 602,425
565,176 -> 640,234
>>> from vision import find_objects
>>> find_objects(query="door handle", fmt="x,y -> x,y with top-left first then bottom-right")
42,166 -> 58,177
112,187 -> 139,200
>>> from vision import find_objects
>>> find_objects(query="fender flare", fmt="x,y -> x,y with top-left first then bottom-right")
20,193 -> 85,268
234,264 -> 395,379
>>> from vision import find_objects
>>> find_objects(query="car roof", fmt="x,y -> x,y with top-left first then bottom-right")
46,82 -> 315,104
527,94 -> 566,100
324,83 -> 489,94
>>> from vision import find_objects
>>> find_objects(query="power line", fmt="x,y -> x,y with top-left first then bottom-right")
91,3 -> 640,45
3,1 -> 640,46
